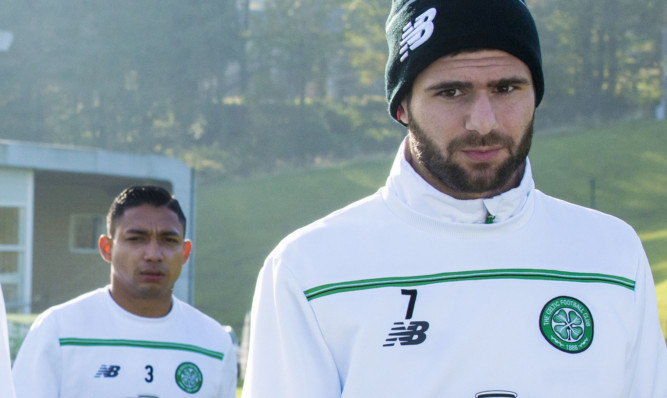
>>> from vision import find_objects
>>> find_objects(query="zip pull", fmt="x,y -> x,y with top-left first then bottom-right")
485,213 -> 496,224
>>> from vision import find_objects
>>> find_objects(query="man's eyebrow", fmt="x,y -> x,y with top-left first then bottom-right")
425,81 -> 474,93
125,228 -> 149,235
160,230 -> 182,238
124,228 -> 181,236
488,77 -> 531,88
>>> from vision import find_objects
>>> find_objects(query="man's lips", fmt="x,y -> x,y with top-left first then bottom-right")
140,269 -> 165,281
461,147 -> 503,162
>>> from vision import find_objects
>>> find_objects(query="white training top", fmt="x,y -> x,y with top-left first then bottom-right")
0,285 -> 16,398
243,140 -> 667,398
12,287 -> 237,397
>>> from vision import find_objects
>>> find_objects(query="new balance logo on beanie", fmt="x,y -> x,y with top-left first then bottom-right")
399,8 -> 437,62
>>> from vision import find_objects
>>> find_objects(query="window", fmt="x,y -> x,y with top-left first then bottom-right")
0,252 -> 18,273
69,214 -> 106,253
0,207 -> 20,245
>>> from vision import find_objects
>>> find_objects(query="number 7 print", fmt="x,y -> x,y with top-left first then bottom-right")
401,289 -> 417,319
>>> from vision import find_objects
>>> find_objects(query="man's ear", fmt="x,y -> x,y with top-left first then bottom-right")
99,235 -> 113,263
398,102 -> 409,125
183,240 -> 192,262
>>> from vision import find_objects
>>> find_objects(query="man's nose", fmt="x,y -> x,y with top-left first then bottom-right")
144,239 -> 163,261
465,93 -> 499,135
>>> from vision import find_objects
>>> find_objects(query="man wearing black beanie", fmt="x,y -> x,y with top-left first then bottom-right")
243,1 -> 667,397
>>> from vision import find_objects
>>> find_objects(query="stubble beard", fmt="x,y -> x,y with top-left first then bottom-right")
408,114 -> 534,196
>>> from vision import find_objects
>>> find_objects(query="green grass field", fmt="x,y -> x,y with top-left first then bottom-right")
194,119 -> 667,338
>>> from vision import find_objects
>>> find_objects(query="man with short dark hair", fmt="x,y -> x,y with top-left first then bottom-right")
242,1 -> 667,396
13,186 -> 237,397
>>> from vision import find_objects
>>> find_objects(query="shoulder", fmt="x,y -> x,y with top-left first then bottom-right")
172,298 -> 232,343
173,297 -> 221,325
21,288 -> 106,342
533,190 -> 641,242
32,288 -> 107,325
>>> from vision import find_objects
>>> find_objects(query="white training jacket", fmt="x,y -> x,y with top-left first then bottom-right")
12,287 -> 237,397
243,140 -> 667,398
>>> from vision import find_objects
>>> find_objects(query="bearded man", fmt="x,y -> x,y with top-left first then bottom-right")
242,1 -> 667,397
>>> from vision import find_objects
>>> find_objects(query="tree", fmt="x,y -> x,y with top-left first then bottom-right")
530,0 -> 665,124
246,0 -> 346,103
0,0 -> 243,155
339,0 -> 390,97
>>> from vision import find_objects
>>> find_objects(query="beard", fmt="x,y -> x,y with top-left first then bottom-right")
408,114 -> 534,195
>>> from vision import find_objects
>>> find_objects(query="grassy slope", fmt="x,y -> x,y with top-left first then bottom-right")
195,120 -> 667,336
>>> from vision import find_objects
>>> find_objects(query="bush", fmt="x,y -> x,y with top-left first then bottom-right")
189,97 -> 405,178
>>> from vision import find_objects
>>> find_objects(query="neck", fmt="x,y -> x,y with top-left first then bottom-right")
108,286 -> 173,318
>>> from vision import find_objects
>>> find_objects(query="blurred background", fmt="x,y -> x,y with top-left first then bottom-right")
0,0 -> 666,389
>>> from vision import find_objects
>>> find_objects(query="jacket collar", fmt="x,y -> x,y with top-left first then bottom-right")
383,138 -> 535,225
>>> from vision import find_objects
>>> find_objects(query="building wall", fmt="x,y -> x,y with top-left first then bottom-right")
31,179 -> 109,312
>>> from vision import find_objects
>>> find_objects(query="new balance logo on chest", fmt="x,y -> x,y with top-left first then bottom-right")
383,321 -> 429,346
399,8 -> 437,62
95,364 -> 121,378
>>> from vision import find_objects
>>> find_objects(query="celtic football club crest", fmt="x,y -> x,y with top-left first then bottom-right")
175,362 -> 203,393
540,296 -> 594,353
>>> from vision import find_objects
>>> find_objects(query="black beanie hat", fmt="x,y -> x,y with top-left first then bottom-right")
385,0 -> 543,122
